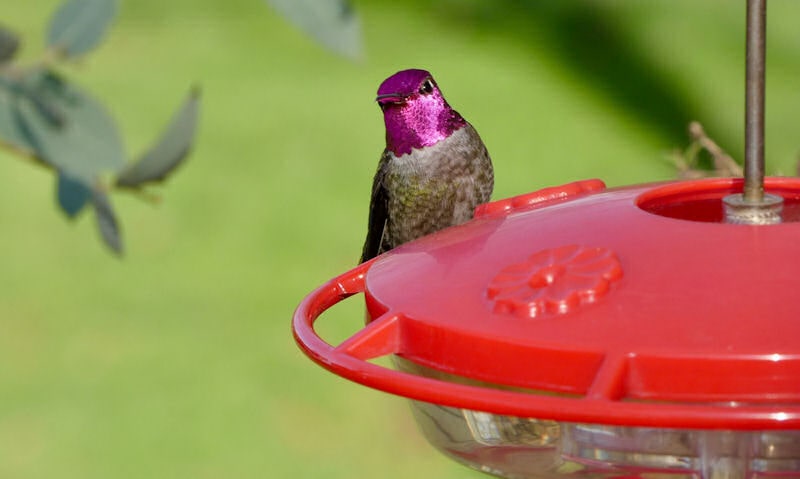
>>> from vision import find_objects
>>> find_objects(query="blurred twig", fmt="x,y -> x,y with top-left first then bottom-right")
671,121 -> 743,178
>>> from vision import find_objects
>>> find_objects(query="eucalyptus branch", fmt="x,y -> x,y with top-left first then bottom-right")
0,0 -> 199,255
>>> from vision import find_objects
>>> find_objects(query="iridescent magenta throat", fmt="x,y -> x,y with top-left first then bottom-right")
382,90 -> 466,157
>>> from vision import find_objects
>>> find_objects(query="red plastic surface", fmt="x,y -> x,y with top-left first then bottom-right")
293,177 -> 800,429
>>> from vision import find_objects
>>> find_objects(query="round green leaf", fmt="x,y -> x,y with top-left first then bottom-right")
92,189 -> 123,255
47,0 -> 118,58
0,76 -> 38,156
0,25 -> 20,64
15,70 -> 126,181
266,0 -> 363,60
56,171 -> 92,218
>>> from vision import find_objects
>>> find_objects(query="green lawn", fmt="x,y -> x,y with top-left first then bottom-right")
2,1 -> 800,477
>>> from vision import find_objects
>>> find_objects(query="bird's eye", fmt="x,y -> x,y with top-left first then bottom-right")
419,79 -> 434,95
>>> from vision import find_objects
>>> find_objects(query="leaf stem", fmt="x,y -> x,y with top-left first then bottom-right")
0,137 -> 46,167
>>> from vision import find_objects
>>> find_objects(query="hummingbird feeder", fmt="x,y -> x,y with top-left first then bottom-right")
293,1 -> 800,477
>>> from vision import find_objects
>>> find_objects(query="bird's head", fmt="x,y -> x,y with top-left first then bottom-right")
376,69 -> 440,109
376,69 -> 466,156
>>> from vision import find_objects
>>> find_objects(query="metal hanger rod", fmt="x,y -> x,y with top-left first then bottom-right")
744,0 -> 766,202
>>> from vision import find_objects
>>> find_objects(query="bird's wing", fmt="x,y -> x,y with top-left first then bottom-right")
360,151 -> 391,263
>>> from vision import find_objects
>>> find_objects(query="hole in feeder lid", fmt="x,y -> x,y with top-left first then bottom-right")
636,177 -> 800,223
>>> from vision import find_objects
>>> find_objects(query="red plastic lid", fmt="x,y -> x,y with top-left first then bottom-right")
293,177 -> 800,429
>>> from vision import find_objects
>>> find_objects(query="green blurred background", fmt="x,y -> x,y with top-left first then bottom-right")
2,1 -> 800,477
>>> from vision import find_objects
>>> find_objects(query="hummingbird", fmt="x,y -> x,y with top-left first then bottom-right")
360,69 -> 494,262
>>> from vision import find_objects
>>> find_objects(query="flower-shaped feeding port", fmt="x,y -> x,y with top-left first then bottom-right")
487,245 -> 622,318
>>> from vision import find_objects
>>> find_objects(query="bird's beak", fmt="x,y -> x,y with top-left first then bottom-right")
375,93 -> 406,105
